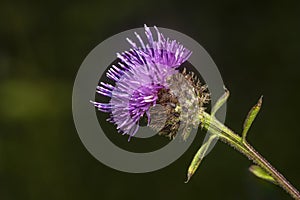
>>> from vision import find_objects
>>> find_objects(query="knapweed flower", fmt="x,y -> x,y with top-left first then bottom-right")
91,25 -> 209,140
88,25 -> 300,200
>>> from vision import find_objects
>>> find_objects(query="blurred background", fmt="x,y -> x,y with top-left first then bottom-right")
1,0 -> 300,199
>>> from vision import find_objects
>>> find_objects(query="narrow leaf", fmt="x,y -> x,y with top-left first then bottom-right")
211,86 -> 229,117
249,165 -> 277,184
185,134 -> 218,183
242,96 -> 263,141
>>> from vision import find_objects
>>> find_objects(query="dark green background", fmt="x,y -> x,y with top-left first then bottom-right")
1,0 -> 300,199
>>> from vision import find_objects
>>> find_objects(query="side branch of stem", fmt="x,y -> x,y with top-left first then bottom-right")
200,111 -> 300,200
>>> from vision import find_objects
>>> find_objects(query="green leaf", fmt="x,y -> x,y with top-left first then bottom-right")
211,86 -> 229,117
185,134 -> 218,183
249,165 -> 277,184
242,96 -> 263,142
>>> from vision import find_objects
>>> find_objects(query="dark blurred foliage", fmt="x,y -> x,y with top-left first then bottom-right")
0,0 -> 300,199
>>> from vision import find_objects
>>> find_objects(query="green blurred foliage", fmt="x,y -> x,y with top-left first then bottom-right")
0,0 -> 300,200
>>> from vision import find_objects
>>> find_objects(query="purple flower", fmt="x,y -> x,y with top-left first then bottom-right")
91,25 -> 192,139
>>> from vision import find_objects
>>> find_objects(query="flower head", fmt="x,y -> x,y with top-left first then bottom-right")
91,25 -> 203,140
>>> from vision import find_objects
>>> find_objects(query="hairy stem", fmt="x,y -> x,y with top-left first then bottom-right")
200,111 -> 300,200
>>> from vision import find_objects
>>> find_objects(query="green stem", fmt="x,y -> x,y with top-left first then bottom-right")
201,111 -> 300,200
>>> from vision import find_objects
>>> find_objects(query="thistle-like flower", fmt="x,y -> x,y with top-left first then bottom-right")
91,25 -> 208,140
90,25 -> 300,199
